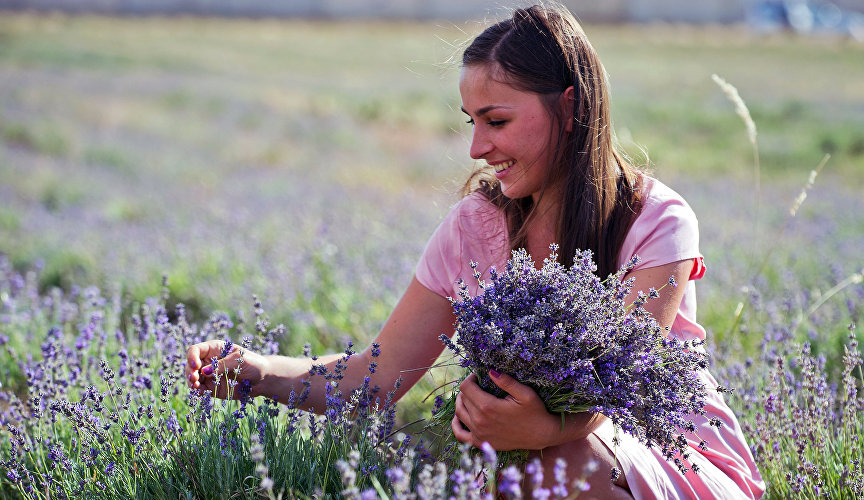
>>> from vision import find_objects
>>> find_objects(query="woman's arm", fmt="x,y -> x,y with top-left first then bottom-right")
624,258 -> 693,331
452,258 -> 694,450
185,277 -> 456,411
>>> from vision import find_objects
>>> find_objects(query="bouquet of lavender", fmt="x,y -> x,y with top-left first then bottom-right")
433,245 -> 709,474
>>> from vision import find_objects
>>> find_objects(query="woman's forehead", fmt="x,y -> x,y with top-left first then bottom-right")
459,65 -> 532,108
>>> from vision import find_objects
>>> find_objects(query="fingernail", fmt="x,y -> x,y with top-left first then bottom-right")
202,365 -> 213,376
489,369 -> 500,378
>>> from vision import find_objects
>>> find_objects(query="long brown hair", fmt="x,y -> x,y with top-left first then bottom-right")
461,3 -> 643,278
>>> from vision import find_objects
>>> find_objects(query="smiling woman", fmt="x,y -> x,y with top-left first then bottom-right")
186,3 -> 765,498
460,64 -> 562,203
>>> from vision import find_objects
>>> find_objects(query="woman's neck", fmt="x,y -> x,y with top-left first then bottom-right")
524,191 -> 562,264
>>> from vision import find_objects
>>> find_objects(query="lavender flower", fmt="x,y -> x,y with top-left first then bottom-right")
551,458 -> 568,498
481,442 -> 497,468
439,246 -> 708,474
498,465 -> 523,499
219,338 -> 234,359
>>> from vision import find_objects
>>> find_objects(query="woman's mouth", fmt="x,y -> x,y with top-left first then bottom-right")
490,160 -> 515,173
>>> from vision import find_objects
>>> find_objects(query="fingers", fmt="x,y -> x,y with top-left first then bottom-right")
460,369 -> 537,405
186,344 -> 204,389
458,373 -> 508,427
452,415 -> 476,446
455,377 -> 497,448
457,372 -> 485,399
186,340 -> 222,370
195,373 -> 229,400
453,370 -> 547,451
451,393 -> 474,445
188,356 -> 239,399
453,389 -> 472,428
185,340 -> 238,390
486,370 -> 535,403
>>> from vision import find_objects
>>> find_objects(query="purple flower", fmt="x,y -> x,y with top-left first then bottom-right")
432,395 -> 445,415
533,488 -> 551,500
386,466 -> 405,484
121,422 -> 146,447
163,411 -> 180,434
552,458 -> 568,498
219,338 -> 234,359
525,459 -> 544,486
480,442 -> 497,466
498,465 -> 523,498
442,247 -> 708,473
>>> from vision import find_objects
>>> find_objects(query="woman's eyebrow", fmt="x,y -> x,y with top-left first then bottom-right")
460,105 -> 513,116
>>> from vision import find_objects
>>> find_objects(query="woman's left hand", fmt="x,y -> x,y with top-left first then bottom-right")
451,371 -> 562,451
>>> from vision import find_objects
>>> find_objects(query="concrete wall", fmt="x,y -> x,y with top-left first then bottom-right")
0,0 -> 630,21
628,0 -> 746,24
0,0 -> 860,23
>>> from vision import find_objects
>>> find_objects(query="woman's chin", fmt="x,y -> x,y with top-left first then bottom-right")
500,184 -> 518,198
501,186 -> 530,200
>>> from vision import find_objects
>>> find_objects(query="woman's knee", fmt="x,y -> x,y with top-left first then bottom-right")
528,434 -> 632,499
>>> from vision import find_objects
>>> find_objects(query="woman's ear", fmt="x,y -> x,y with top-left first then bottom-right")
562,86 -> 576,132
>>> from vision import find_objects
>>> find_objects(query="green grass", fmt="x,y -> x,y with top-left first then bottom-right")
0,14 -> 858,285
0,12 -> 861,444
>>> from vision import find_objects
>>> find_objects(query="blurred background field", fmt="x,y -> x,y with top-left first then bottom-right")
0,13 -> 862,412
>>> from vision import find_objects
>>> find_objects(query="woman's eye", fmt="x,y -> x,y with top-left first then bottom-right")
464,118 -> 505,127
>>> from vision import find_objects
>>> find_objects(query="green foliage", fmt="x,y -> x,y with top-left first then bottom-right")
37,249 -> 96,291
0,120 -> 70,158
0,14 -> 862,498
0,206 -> 20,232
0,276 -> 419,499
84,146 -> 134,172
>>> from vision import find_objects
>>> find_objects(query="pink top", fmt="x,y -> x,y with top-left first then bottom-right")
416,177 -> 765,499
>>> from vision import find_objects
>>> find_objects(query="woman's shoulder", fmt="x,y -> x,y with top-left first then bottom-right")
619,176 -> 701,269
640,176 -> 694,211
416,191 -> 508,298
453,190 -> 501,214
637,176 -> 699,227
449,191 -> 508,241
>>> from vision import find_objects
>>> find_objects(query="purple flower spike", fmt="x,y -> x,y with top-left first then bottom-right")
481,442 -> 497,466
219,338 -> 234,359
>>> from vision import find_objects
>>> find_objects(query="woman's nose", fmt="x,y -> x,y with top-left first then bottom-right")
469,128 -> 493,160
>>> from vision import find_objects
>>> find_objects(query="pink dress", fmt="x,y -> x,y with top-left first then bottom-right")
415,177 -> 765,499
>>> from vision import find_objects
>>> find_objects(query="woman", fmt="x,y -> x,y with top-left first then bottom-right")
186,4 -> 764,498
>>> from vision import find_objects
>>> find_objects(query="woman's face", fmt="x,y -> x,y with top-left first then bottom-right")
459,64 -> 559,203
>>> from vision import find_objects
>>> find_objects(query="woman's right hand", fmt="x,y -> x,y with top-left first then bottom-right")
185,340 -> 272,400
182,277 -> 457,408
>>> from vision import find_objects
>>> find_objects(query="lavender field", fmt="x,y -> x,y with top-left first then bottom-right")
1,13 -> 863,498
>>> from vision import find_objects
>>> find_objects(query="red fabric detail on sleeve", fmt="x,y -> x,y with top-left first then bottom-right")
690,257 -> 706,280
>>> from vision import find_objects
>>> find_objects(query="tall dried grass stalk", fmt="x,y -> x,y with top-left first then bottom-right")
711,74 -> 757,146
789,169 -> 819,217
